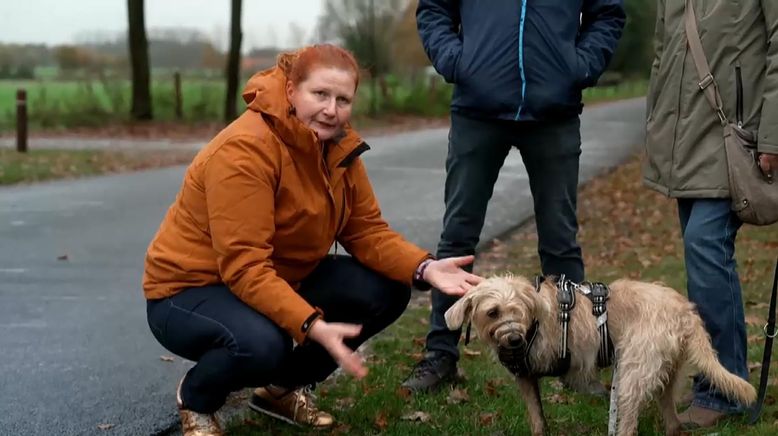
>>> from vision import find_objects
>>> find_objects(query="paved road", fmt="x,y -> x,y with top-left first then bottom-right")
0,98 -> 646,435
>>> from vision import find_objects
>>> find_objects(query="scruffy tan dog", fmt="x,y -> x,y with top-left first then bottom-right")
445,275 -> 756,436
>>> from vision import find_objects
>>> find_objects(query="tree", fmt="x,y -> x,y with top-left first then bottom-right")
606,0 -> 657,79
317,0 -> 409,115
127,0 -> 152,120
392,0 -> 431,73
225,0 -> 243,122
318,0 -> 407,76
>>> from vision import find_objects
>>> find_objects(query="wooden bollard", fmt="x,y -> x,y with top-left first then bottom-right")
16,89 -> 27,153
174,72 -> 183,120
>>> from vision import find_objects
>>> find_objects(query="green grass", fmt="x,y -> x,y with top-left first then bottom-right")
0,75 -> 647,133
227,156 -> 778,435
0,148 -> 196,185
583,80 -> 648,105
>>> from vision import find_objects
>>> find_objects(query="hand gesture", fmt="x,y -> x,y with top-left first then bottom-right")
307,320 -> 368,379
758,153 -> 778,180
423,255 -> 483,297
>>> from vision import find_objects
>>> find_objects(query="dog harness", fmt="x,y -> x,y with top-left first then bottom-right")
485,275 -> 615,378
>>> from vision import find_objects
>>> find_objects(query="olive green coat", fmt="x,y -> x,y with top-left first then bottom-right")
644,0 -> 778,198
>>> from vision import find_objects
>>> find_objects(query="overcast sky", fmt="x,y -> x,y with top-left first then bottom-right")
0,0 -> 324,49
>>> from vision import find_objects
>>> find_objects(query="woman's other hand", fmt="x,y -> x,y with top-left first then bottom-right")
758,153 -> 778,179
307,319 -> 367,379
423,256 -> 483,297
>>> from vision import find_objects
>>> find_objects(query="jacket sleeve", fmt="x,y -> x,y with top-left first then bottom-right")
204,136 -> 320,344
337,159 -> 431,286
646,0 -> 665,121
577,0 -> 627,88
416,0 -> 463,83
758,0 -> 778,154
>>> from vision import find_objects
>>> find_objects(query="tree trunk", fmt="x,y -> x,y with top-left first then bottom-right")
127,0 -> 152,120
225,0 -> 243,123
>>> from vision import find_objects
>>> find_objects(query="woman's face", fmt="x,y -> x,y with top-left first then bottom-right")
286,67 -> 356,142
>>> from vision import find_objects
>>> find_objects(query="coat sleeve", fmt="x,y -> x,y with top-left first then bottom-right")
337,159 -> 431,286
416,0 -> 463,83
646,0 -> 665,121
204,136 -> 320,344
577,0 -> 627,88
758,0 -> 778,154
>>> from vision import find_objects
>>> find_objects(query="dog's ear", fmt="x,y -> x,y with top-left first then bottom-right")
444,293 -> 477,330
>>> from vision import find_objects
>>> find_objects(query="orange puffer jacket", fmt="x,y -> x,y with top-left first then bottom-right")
143,66 -> 430,343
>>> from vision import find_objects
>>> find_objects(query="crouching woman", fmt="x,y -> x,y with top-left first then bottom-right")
142,44 -> 481,435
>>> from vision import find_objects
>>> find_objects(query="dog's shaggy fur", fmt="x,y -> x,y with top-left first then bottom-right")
445,275 -> 756,436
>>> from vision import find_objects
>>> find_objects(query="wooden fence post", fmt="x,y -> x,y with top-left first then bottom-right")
16,89 -> 27,153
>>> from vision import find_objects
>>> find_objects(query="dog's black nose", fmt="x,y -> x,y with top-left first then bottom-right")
507,334 -> 524,347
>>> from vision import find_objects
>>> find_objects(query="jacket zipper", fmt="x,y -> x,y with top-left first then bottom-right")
514,0 -> 528,121
328,141 -> 370,259
333,192 -> 346,258
735,62 -> 743,127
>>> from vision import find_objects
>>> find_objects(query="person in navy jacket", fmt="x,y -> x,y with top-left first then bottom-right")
403,0 -> 626,392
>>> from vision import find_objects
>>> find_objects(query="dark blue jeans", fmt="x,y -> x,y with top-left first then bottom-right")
679,198 -> 749,412
146,255 -> 410,414
426,113 -> 585,360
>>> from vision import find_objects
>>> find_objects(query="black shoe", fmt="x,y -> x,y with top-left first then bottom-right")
401,352 -> 458,392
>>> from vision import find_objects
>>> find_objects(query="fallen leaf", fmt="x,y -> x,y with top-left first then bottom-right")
97,423 -> 114,430
546,393 -> 571,404
746,301 -> 770,309
463,347 -> 482,357
396,387 -> 412,400
333,397 -> 355,410
549,380 -> 565,391
749,362 -> 763,372
447,388 -> 469,405
401,411 -> 431,423
479,412 -> 498,425
159,355 -> 175,362
748,334 -> 763,344
374,412 -> 388,430
412,336 -> 425,346
746,314 -> 765,327
485,379 -> 504,397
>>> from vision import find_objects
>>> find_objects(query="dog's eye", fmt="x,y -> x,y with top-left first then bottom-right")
487,308 -> 499,318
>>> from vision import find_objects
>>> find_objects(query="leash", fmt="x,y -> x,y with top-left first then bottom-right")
748,257 -> 778,425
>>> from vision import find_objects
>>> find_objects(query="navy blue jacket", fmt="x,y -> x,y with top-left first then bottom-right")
417,0 -> 626,121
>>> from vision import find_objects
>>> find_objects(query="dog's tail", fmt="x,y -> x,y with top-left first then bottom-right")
686,313 -> 757,406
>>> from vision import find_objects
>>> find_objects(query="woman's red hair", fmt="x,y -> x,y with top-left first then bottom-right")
277,44 -> 361,90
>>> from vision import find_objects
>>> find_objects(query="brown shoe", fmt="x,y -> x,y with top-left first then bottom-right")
177,377 -> 223,436
248,385 -> 334,428
678,405 -> 728,430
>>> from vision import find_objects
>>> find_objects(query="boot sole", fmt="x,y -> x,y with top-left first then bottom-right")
247,399 -> 302,428
248,396 -> 333,429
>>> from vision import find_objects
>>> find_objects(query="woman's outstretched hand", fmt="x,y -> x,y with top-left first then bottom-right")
423,255 -> 483,297
307,319 -> 368,379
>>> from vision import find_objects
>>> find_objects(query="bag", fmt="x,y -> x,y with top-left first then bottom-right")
723,124 -> 778,225
685,0 -> 778,225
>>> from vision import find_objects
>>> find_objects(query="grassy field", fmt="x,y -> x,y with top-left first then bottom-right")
0,74 -> 453,132
0,148 -> 196,185
0,76 -> 645,133
226,156 -> 778,436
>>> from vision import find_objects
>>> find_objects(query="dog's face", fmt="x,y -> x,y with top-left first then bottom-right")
445,276 -> 540,353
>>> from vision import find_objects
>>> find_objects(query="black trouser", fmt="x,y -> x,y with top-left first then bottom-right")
426,112 -> 584,360
146,256 -> 411,413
